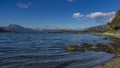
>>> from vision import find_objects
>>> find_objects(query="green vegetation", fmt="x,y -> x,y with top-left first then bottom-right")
103,10 -> 120,40
107,10 -> 120,32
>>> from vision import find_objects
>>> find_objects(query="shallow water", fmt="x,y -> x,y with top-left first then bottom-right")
0,33 -> 114,68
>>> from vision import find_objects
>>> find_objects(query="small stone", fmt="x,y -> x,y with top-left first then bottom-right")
103,37 -> 108,40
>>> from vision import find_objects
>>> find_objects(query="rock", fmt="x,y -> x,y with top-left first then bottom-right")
65,42 -> 120,58
115,53 -> 120,57
96,43 -> 107,50
103,37 -> 108,40
65,45 -> 85,52
95,43 -> 120,55
81,43 -> 92,49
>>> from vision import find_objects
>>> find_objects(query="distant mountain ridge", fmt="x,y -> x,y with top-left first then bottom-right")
83,25 -> 109,33
0,24 -> 82,33
0,24 -> 111,33
0,27 -> 11,32
1,24 -> 39,33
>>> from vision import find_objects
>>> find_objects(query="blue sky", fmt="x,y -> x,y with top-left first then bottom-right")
0,0 -> 120,29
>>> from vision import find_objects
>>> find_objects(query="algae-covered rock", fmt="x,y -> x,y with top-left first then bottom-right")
81,43 -> 92,49
96,44 -> 107,50
65,45 -> 85,52
65,42 -> 120,58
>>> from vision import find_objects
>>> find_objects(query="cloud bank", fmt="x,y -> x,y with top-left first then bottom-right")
73,12 -> 115,22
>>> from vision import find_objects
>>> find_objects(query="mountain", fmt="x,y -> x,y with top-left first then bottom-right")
83,25 -> 109,33
1,24 -> 82,33
103,10 -> 120,39
40,29 -> 81,33
83,10 -> 120,34
56,29 -> 81,33
40,29 -> 59,33
106,10 -> 120,33
0,27 -> 11,32
1,24 -> 39,33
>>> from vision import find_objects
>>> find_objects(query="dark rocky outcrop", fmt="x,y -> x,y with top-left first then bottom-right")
81,43 -> 92,49
65,45 -> 85,51
65,43 -> 120,57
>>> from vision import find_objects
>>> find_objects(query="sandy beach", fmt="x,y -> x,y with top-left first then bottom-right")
98,57 -> 120,68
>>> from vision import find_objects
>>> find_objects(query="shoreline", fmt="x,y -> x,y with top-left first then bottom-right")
97,58 -> 120,68
97,32 -> 120,68
103,32 -> 120,39
0,33 -> 119,68
2,58 -> 113,68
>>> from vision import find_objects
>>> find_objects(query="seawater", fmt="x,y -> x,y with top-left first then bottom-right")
0,33 -> 114,68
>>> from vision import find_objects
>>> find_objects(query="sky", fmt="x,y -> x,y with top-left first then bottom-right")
0,0 -> 120,29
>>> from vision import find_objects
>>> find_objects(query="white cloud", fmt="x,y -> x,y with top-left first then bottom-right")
73,12 -> 115,22
73,13 -> 85,20
88,12 -> 115,22
17,3 -> 31,8
67,0 -> 75,2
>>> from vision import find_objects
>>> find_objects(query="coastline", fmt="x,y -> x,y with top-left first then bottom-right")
103,32 -> 120,39
97,58 -> 120,68
97,32 -> 120,68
